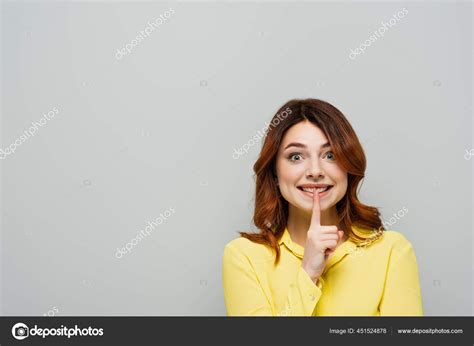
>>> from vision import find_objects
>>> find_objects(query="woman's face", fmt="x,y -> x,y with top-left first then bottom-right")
275,120 -> 348,215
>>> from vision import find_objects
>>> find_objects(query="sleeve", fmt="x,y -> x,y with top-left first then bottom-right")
222,243 -> 324,316
378,235 -> 424,316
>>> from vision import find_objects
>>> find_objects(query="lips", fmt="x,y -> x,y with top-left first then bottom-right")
299,186 -> 330,193
297,185 -> 334,197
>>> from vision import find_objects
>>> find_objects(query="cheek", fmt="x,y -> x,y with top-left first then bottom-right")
336,174 -> 348,195
326,166 -> 348,187
277,161 -> 303,182
335,172 -> 347,186
337,180 -> 348,197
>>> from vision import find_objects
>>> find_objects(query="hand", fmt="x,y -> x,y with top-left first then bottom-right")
301,189 -> 345,283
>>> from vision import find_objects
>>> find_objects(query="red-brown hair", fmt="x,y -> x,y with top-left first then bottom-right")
240,98 -> 385,265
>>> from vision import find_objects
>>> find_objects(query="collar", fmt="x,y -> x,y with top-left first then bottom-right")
278,226 -> 363,274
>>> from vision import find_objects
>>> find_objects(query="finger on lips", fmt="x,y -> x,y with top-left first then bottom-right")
311,188 -> 321,226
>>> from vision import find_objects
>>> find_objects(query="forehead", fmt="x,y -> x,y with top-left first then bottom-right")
280,121 -> 328,149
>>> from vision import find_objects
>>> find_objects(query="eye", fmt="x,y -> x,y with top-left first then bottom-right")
287,152 -> 303,162
324,151 -> 335,161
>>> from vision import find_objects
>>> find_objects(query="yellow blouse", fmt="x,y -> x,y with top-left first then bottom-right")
222,226 -> 423,316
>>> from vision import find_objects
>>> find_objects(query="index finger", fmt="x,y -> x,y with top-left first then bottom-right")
311,190 -> 321,226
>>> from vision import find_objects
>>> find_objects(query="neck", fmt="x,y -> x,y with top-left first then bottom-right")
286,204 -> 342,247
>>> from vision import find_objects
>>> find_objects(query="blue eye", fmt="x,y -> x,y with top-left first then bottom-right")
324,151 -> 335,161
288,152 -> 303,162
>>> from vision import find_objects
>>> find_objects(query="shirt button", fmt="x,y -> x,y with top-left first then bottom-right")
309,294 -> 315,301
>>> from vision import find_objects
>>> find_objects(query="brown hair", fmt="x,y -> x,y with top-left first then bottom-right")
240,98 -> 385,265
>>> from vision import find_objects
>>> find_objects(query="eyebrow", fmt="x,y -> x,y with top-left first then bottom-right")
283,142 -> 331,150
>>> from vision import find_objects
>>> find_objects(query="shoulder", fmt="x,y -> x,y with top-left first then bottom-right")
381,230 -> 414,248
376,230 -> 418,260
223,235 -> 274,264
353,226 -> 414,250
354,227 -> 416,253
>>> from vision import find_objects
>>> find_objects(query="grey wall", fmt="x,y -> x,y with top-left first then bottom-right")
1,1 -> 472,316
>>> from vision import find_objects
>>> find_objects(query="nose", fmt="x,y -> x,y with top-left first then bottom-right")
306,158 -> 324,179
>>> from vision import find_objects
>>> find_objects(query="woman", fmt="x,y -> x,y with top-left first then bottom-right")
222,98 -> 423,316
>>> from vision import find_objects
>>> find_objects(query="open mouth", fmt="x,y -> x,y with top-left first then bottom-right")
297,185 -> 333,197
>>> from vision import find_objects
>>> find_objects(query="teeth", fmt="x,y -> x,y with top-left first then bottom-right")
302,187 -> 328,193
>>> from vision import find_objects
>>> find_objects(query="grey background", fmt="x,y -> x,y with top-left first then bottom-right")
1,1 -> 472,316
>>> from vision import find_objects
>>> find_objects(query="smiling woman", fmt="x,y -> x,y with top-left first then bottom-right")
222,98 -> 423,316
